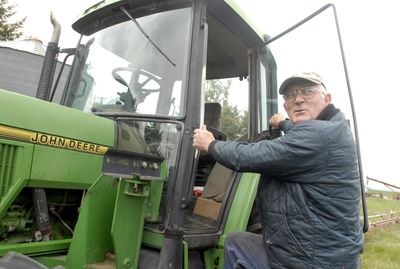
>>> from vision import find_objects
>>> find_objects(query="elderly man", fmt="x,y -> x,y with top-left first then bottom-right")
193,72 -> 363,269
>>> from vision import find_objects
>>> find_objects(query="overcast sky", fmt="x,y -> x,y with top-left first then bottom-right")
9,0 -> 400,190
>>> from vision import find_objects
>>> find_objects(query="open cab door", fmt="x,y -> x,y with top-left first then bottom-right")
265,4 -> 368,233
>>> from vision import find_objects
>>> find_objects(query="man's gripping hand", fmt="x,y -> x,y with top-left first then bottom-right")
192,125 -> 215,153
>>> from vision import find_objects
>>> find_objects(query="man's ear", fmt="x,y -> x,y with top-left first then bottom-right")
283,102 -> 288,112
324,93 -> 332,105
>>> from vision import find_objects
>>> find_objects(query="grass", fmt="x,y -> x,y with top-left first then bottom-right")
360,194 -> 400,269
364,196 -> 400,216
361,224 -> 400,268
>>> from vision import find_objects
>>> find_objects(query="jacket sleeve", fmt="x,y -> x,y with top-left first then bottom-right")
208,121 -> 329,177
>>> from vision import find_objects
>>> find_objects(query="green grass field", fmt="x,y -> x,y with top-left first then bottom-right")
361,224 -> 400,268
360,194 -> 400,269
364,192 -> 400,215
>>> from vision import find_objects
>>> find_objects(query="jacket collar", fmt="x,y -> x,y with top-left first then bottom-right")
317,104 -> 340,121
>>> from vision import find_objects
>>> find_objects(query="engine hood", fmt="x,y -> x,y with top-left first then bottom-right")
0,89 -> 114,147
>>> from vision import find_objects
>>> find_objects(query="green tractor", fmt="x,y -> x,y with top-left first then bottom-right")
0,1 -> 366,268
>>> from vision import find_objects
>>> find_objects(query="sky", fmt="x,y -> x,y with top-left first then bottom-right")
8,0 -> 400,191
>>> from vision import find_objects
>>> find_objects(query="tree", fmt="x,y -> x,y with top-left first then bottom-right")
205,79 -> 248,141
0,0 -> 26,41
205,79 -> 230,105
220,104 -> 248,140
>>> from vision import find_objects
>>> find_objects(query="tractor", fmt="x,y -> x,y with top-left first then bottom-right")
0,1 -> 366,268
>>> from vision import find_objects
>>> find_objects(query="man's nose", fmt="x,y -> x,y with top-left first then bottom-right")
292,93 -> 306,103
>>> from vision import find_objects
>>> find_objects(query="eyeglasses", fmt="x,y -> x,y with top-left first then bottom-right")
283,87 -> 324,102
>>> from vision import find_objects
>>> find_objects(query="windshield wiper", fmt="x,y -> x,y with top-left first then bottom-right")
120,6 -> 176,67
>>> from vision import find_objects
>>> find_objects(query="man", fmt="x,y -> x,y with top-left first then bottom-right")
192,72 -> 363,268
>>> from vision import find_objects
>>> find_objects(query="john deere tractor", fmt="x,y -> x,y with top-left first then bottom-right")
0,1 -> 365,268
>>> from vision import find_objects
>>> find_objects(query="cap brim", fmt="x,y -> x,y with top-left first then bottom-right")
279,77 -> 324,94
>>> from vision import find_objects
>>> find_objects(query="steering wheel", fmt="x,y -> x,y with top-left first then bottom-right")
112,67 -> 161,94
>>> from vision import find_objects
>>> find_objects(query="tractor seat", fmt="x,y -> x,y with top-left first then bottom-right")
203,102 -> 227,141
196,103 -> 227,182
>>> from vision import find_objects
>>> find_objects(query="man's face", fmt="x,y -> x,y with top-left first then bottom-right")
283,82 -> 331,124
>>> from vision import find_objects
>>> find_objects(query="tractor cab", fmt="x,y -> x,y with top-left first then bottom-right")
56,0 -> 277,268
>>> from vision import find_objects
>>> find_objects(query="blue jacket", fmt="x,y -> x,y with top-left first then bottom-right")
208,110 -> 363,268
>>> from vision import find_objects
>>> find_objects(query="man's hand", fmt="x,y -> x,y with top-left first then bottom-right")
192,125 -> 215,152
269,113 -> 286,128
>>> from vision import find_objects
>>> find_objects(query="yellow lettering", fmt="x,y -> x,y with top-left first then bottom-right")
58,138 -> 66,147
39,135 -> 48,144
76,141 -> 83,150
69,140 -> 76,148
30,133 -> 39,142
49,136 -> 57,145
89,144 -> 95,152
24,130 -> 107,154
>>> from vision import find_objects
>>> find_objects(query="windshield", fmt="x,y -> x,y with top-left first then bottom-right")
63,7 -> 192,117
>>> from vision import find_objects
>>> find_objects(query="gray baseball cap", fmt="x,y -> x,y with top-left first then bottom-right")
279,72 -> 326,94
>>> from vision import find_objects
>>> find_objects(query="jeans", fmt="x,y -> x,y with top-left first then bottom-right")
223,232 -> 270,269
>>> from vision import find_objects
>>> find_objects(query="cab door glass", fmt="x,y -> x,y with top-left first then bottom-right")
266,5 -> 368,232
259,53 -> 278,132
183,13 -> 250,234
205,78 -> 249,141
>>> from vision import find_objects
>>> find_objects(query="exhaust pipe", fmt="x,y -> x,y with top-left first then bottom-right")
36,11 -> 61,101
33,12 -> 61,241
